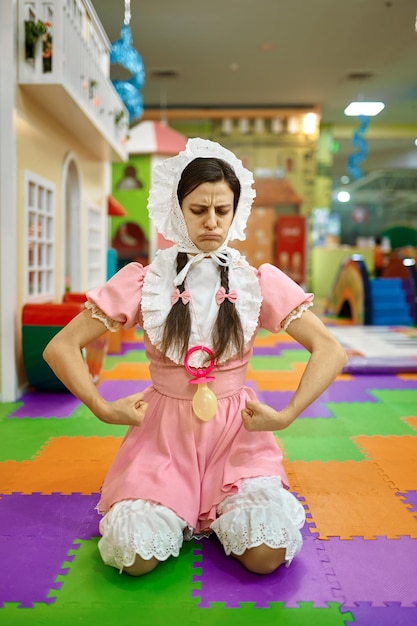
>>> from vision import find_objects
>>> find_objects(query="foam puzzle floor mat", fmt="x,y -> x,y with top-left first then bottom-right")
1,327 -> 416,625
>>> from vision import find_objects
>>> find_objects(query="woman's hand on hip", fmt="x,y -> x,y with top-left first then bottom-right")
241,401 -> 293,432
98,392 -> 148,427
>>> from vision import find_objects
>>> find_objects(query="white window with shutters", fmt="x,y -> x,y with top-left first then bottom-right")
23,170 -> 55,301
86,204 -> 105,290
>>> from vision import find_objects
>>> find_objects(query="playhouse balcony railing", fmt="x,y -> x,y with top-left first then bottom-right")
18,0 -> 129,161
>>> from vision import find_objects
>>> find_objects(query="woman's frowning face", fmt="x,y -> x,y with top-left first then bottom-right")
180,181 -> 235,252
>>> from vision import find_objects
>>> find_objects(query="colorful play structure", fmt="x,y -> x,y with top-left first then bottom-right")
327,253 -> 417,326
326,252 -> 417,373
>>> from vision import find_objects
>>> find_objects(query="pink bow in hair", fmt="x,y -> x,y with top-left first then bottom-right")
171,289 -> 191,305
215,287 -> 238,305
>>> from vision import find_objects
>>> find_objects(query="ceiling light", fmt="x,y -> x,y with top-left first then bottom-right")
271,117 -> 283,134
302,112 -> 318,135
337,191 -> 351,203
254,118 -> 265,134
344,102 -> 385,116
221,118 -> 233,135
287,116 -> 300,134
238,118 -> 250,134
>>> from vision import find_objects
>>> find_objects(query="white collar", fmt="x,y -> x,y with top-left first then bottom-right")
141,246 -> 262,366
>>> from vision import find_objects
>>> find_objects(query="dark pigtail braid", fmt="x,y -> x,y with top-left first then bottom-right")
159,252 -> 191,360
212,266 -> 244,362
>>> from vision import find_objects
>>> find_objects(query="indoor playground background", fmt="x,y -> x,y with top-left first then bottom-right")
1,323 -> 417,626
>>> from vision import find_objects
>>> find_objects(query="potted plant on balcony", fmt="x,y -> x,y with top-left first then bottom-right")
24,19 -> 52,72
42,24 -> 53,73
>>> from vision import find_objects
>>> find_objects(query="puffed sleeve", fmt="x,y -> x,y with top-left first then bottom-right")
257,264 -> 314,333
86,262 -> 146,330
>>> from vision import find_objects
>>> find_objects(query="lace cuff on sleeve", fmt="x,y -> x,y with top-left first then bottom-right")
281,301 -> 313,331
85,301 -> 122,332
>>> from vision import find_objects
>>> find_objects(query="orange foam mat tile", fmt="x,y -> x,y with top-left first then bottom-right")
100,362 -> 151,380
34,436 -> 123,463
398,373 -> 417,381
352,435 -> 417,491
302,491 -> 417,539
255,334 -> 298,347
121,327 -> 141,342
0,436 -> 122,494
286,460 -> 398,495
403,416 -> 417,430
246,362 -> 307,391
286,460 -> 417,539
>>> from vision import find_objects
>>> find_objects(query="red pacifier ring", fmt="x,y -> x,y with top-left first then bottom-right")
184,345 -> 215,384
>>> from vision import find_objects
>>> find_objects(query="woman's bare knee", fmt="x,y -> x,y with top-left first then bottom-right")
123,555 -> 160,577
233,545 -> 286,575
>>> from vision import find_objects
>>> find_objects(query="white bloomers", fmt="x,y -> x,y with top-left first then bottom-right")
98,476 -> 305,572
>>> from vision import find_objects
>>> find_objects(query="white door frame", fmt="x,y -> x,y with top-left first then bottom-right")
61,153 -> 82,295
0,0 -> 18,401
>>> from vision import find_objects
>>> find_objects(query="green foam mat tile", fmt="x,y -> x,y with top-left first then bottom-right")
103,350 -> 149,366
0,402 -> 22,420
279,417 -> 352,439
0,601 -> 352,626
195,602 -> 353,626
0,416 -> 126,462
369,389 -> 417,406
48,538 -> 200,609
0,602 -> 197,626
249,350 -> 309,371
279,434 -> 364,462
325,402 -> 414,436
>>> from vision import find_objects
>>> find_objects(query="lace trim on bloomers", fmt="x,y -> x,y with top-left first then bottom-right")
98,499 -> 187,573
281,301 -> 313,331
141,245 -> 263,367
85,301 -> 122,332
211,476 -> 305,566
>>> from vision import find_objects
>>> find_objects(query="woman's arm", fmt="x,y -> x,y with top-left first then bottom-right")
43,309 -> 147,426
242,309 -> 348,431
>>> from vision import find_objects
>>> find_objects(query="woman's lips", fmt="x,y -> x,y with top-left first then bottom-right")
200,234 -> 220,240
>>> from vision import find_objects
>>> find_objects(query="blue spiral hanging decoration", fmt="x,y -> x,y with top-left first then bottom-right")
110,2 -> 145,124
347,115 -> 369,180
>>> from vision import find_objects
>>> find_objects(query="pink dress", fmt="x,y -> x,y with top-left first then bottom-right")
87,254 -> 313,534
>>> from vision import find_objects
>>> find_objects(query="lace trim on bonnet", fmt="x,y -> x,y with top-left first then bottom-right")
147,138 -> 256,251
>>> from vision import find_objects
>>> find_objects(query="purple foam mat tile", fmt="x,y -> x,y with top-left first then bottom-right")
0,492 -> 100,538
243,380 -> 258,393
260,391 -> 333,418
260,374 -> 417,417
97,380 -> 149,401
0,534 -> 66,608
193,535 -> 336,608
397,491 -> 417,513
349,602 -> 417,626
345,375 -> 417,392
8,391 -> 80,419
78,504 -> 101,539
300,513 -> 319,538
319,376 -> 416,405
117,341 -> 145,355
319,536 -> 417,608
0,493 -> 100,607
252,345 -> 298,356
